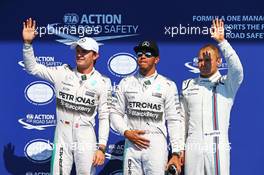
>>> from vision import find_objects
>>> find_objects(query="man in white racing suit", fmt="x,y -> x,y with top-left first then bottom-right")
111,40 -> 185,175
22,18 -> 111,175
182,19 -> 244,175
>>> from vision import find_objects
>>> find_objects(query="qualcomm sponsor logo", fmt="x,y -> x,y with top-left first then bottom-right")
185,57 -> 228,73
18,113 -> 56,130
109,170 -> 123,175
24,81 -> 55,105
24,139 -> 53,163
18,56 -> 63,70
105,142 -> 124,161
108,53 -> 138,77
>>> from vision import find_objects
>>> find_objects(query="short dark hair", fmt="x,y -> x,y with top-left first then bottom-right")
198,44 -> 220,59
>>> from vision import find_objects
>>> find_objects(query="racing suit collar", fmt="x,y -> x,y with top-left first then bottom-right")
198,71 -> 221,83
137,71 -> 158,85
138,70 -> 158,79
137,71 -> 158,88
74,67 -> 95,81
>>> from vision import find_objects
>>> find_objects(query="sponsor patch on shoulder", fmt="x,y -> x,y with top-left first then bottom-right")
125,91 -> 138,94
152,92 -> 162,98
85,91 -> 95,97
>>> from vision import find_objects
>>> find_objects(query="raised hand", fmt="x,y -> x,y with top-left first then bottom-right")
202,51 -> 211,61
211,19 -> 225,43
23,18 -> 37,44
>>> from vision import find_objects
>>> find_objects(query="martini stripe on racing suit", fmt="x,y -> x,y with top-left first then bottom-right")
181,40 -> 243,175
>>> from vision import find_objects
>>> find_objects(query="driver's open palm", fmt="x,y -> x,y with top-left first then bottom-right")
23,18 -> 37,44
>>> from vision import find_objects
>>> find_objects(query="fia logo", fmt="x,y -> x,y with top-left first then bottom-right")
63,13 -> 79,24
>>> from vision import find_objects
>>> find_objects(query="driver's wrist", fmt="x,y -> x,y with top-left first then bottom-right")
172,151 -> 182,158
124,130 -> 130,137
217,38 -> 225,43
23,43 -> 32,50
97,146 -> 106,154
24,40 -> 32,44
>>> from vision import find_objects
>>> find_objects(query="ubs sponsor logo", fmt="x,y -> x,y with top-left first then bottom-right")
24,81 -> 55,105
108,53 -> 138,77
24,139 -> 53,163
